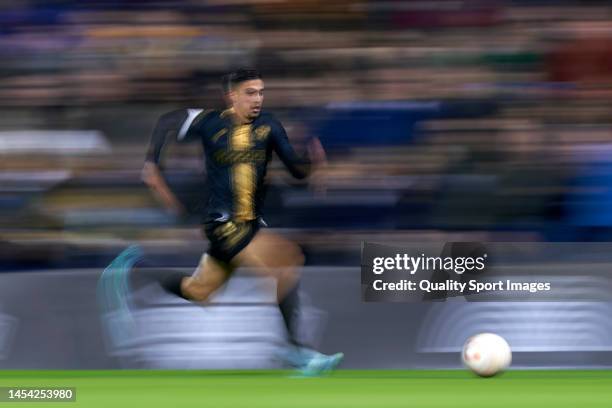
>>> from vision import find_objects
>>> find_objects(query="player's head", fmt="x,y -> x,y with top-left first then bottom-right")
222,68 -> 264,122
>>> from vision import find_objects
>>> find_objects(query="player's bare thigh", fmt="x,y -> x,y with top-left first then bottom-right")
232,230 -> 304,274
232,229 -> 304,279
182,228 -> 304,301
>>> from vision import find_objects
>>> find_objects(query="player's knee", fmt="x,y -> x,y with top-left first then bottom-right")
285,246 -> 304,276
281,267 -> 300,287
182,279 -> 214,302
185,286 -> 212,302
281,245 -> 304,268
295,249 -> 305,267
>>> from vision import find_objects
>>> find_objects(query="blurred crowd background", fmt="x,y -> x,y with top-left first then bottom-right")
4,0 -> 612,371
3,0 -> 612,270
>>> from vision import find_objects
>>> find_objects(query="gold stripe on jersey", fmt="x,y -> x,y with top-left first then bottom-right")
191,109 -> 214,128
214,149 -> 265,165
220,107 -> 235,119
211,128 -> 228,143
230,124 -> 256,221
223,222 -> 251,250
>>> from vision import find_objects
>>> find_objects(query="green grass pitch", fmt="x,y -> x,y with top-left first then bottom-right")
0,370 -> 611,407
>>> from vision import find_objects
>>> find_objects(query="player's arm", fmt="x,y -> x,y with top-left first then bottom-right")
142,109 -> 205,215
271,119 -> 326,180
271,119 -> 328,196
305,135 -> 328,196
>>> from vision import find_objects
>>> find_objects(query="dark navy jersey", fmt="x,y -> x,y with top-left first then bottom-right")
145,108 -> 311,223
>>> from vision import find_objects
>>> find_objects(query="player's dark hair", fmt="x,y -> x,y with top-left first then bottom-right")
221,68 -> 261,94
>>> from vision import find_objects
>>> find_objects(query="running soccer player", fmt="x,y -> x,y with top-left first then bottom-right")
109,68 -> 342,375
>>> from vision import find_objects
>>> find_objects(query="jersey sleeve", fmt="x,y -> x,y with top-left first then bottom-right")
145,109 -> 210,164
270,118 -> 311,180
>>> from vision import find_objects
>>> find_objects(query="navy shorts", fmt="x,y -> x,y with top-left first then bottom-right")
203,220 -> 260,264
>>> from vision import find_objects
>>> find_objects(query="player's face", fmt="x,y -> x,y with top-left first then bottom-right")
230,79 -> 264,122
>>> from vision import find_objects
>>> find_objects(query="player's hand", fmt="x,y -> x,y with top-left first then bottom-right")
306,137 -> 328,197
142,162 -> 187,217
309,167 -> 328,198
307,137 -> 326,165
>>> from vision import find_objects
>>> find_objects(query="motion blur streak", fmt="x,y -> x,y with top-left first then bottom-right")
2,1 -> 612,369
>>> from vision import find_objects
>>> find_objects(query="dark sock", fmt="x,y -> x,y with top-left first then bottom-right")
279,281 -> 302,347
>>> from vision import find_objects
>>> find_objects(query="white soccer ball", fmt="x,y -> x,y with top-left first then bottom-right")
462,333 -> 512,377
